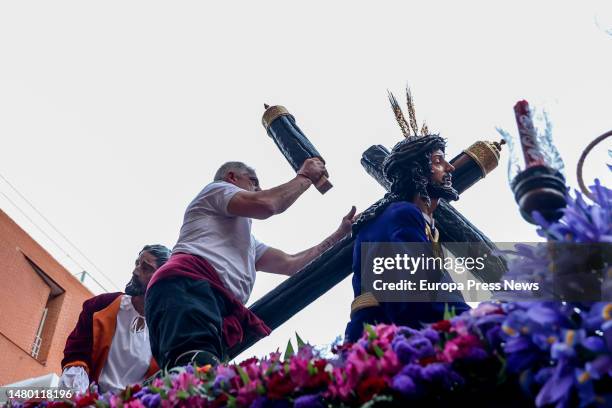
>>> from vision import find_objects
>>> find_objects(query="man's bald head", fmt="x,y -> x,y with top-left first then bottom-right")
214,161 -> 260,192
214,162 -> 255,181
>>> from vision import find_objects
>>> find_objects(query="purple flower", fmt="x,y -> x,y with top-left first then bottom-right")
420,363 -> 464,390
250,396 -> 268,408
581,336 -> 606,353
583,302 -> 612,331
133,386 -> 150,398
535,360 -> 574,408
391,374 -> 417,397
534,367 -> 554,384
585,355 -> 612,379
603,320 -> 612,350
551,342 -> 576,360
399,363 -> 424,380
392,334 -> 435,364
536,179 -> 612,243
527,305 -> 563,327
504,336 -> 542,373
397,326 -> 420,337
392,338 -> 415,364
293,394 -> 324,408
141,393 -> 161,408
420,328 -> 440,344
406,336 -> 435,359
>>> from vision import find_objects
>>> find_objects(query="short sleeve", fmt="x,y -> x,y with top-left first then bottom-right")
204,182 -> 244,216
253,236 -> 269,262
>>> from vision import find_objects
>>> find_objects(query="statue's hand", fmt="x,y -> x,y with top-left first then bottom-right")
336,206 -> 358,237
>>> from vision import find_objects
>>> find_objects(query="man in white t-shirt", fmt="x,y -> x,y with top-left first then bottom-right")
146,158 -> 356,369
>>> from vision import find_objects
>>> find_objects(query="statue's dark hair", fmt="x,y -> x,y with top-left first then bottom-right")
140,244 -> 171,268
352,135 -> 449,234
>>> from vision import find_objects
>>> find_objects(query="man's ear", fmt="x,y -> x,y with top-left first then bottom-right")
226,171 -> 237,182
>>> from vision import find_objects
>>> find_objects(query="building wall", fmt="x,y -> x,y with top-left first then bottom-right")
0,210 -> 93,385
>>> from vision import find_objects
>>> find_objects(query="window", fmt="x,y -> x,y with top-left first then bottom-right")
24,256 -> 65,363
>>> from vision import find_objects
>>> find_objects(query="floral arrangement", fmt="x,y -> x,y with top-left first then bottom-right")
6,179 -> 611,408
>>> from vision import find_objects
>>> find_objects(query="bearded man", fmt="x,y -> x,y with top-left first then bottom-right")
59,244 -> 171,393
344,92 -> 470,343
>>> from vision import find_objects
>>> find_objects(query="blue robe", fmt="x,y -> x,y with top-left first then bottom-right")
344,201 -> 470,342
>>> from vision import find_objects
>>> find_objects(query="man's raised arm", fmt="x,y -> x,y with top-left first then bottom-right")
227,158 -> 326,220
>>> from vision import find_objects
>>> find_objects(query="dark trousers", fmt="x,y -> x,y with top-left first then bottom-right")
145,276 -> 227,369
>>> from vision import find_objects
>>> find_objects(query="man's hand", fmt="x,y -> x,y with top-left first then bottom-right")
297,158 -> 328,184
336,206 -> 359,238
257,206 -> 360,276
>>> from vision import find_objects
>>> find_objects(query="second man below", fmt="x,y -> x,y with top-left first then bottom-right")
146,158 -> 356,369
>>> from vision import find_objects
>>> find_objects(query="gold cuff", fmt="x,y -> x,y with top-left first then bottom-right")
463,140 -> 501,176
262,105 -> 292,130
350,292 -> 380,316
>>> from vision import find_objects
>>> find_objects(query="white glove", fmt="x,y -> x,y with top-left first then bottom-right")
59,366 -> 90,393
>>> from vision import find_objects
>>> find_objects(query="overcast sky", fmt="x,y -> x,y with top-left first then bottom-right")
1,1 -> 611,362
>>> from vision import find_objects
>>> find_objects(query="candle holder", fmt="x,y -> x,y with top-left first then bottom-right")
449,139 -> 505,194
498,100 -> 567,224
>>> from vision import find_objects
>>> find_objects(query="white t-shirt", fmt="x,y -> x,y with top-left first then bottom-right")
98,295 -> 152,393
172,181 -> 269,304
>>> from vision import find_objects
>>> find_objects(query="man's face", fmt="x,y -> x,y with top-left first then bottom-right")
227,170 -> 261,192
429,149 -> 455,187
124,251 -> 158,296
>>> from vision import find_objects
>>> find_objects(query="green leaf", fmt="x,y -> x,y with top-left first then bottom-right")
296,332 -> 306,348
364,324 -> 377,340
95,400 -> 110,408
235,365 -> 250,385
443,303 -> 457,320
496,353 -> 508,384
176,390 -> 189,400
284,339 -> 295,360
256,383 -> 266,395
227,395 -> 237,408
372,344 -> 384,358
307,361 -> 316,376
265,360 -> 278,376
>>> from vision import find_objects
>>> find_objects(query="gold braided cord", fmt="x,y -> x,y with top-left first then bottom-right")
388,90 -> 411,138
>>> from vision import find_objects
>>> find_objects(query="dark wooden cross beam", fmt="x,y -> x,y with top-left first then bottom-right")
228,145 -> 506,359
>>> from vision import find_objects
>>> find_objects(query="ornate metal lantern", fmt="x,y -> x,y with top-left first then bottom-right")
499,100 -> 567,224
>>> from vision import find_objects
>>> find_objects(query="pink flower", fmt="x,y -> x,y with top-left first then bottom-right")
327,367 -> 353,401
379,348 -> 400,375
289,357 -> 311,388
110,394 -> 124,408
470,302 -> 503,317
175,372 -> 199,391
152,378 -> 165,388
236,379 -> 260,407
441,334 -> 484,362
374,324 -> 398,344
125,400 -> 145,408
